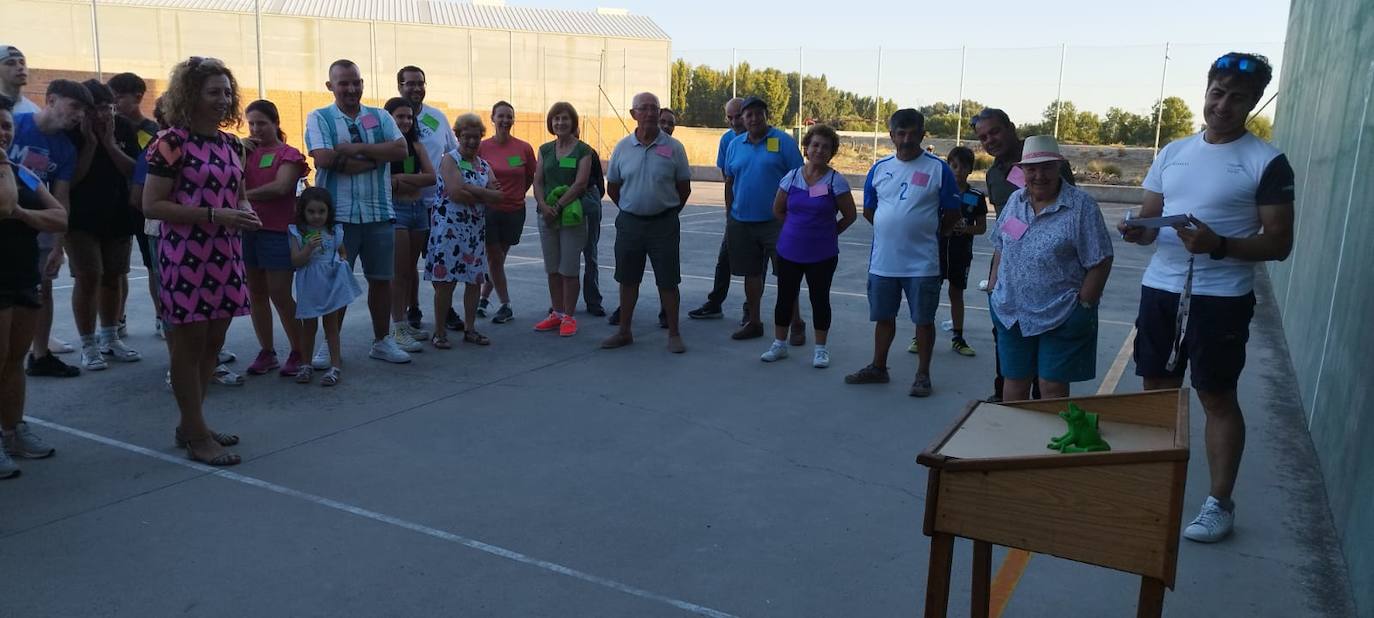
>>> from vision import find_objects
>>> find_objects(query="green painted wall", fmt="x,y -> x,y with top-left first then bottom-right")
1269,1 -> 1374,615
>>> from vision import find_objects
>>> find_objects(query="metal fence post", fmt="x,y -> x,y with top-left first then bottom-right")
732,48 -> 737,100
90,0 -> 102,78
956,45 -> 966,146
798,46 -> 804,130
872,46 -> 882,166
1052,43 -> 1066,139
254,0 -> 265,99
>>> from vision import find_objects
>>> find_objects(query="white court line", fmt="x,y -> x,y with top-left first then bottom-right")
24,416 -> 737,618
1097,327 -> 1137,395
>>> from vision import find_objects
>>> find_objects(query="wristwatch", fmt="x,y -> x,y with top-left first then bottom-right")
1209,236 -> 1229,260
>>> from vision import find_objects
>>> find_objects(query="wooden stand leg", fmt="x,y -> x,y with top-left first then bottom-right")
971,541 -> 992,618
1136,577 -> 1165,618
924,533 -> 955,618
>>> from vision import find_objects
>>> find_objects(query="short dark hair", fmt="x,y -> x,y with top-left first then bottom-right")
802,124 -> 840,155
396,65 -> 424,84
545,101 -> 579,136
46,79 -> 94,107
107,72 -> 147,96
970,108 -> 1014,132
328,59 -> 359,77
81,79 -> 114,106
1208,52 -> 1273,96
947,145 -> 975,169
888,108 -> 925,132
0,95 -> 14,113
492,100 -> 514,115
659,107 -> 676,118
245,99 -> 286,140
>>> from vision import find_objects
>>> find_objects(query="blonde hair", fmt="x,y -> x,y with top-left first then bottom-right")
453,112 -> 486,137
163,56 -> 242,129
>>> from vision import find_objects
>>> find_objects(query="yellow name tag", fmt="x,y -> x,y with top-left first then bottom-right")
766,137 -> 779,153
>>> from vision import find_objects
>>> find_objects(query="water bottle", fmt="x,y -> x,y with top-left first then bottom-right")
940,320 -> 954,332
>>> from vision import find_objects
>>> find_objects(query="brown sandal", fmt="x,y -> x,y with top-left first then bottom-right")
175,427 -> 239,448
463,330 -> 490,346
182,435 -> 241,467
432,335 -> 452,349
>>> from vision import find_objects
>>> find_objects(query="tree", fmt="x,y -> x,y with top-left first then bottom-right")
669,59 -> 691,119
1037,100 -> 1104,145
1247,115 -> 1274,141
1153,96 -> 1196,146
1099,107 -> 1152,145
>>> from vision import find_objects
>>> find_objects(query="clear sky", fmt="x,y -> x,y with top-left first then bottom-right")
554,0 -> 1291,125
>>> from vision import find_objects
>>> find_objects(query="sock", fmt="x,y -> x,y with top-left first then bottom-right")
814,344 -> 827,351
99,325 -> 119,342
772,338 -> 786,347
81,333 -> 98,346
952,329 -> 963,338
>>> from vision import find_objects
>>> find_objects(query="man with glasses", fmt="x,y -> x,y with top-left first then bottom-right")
600,93 -> 692,353
971,107 -> 1075,402
1120,53 -> 1294,544
396,65 -> 458,332
305,59 -> 410,364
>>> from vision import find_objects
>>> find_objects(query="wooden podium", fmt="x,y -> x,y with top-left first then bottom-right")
916,389 -> 1191,617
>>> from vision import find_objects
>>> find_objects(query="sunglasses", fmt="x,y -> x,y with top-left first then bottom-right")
344,118 -> 363,143
1214,55 -> 1260,73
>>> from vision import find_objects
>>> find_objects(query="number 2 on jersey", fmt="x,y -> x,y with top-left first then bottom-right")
898,182 -> 909,200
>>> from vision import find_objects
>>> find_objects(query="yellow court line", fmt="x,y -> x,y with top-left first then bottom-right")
987,327 -> 1137,617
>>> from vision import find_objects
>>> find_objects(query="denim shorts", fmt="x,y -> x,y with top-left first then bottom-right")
393,199 -> 429,231
242,230 -> 294,271
992,302 -> 1098,383
342,222 -> 396,280
867,274 -> 941,325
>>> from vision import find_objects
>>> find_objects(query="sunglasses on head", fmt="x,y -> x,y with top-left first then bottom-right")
1214,55 -> 1259,73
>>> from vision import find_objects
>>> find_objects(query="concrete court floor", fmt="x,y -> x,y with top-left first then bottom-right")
0,181 -> 1357,617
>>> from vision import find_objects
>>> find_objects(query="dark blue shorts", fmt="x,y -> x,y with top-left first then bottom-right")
1134,285 -> 1255,392
242,230 -> 294,271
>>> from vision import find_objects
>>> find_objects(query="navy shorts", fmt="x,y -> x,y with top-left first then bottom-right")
242,230 -> 294,271
1134,285 -> 1255,392
867,274 -> 941,325
939,236 -> 974,290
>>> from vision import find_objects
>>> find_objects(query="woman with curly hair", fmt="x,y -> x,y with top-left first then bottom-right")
142,57 -> 261,466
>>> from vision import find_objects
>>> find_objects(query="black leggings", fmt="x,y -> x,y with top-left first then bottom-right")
774,255 -> 838,331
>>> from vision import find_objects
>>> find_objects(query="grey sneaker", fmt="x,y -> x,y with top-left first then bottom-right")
217,349 -> 237,364
477,297 -> 491,318
812,347 -> 830,368
3,422 -> 56,459
80,340 -> 109,371
908,374 -> 933,398
212,364 -> 245,386
760,340 -> 788,362
100,334 -> 142,363
1183,496 -> 1235,543
390,323 -> 424,353
492,304 -> 515,324
844,364 -> 890,384
0,446 -> 18,478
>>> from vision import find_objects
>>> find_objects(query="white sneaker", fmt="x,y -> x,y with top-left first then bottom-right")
1183,496 -> 1235,543
760,340 -> 788,362
813,347 -> 830,368
311,343 -> 331,370
49,336 -> 74,354
0,446 -> 18,479
155,320 -> 165,340
391,323 -> 424,353
401,322 -> 432,342
80,340 -> 108,371
369,336 -> 412,364
217,350 -> 237,364
100,332 -> 142,363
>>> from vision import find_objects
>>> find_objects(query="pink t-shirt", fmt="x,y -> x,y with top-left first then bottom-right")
477,136 -> 536,213
245,143 -> 308,232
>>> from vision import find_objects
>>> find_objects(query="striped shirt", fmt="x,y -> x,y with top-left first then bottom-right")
304,104 -> 404,224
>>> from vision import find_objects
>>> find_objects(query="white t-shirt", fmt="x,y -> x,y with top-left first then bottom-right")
1141,132 -> 1295,296
778,167 -> 852,193
862,153 -> 961,278
415,104 -> 457,203
14,96 -> 39,116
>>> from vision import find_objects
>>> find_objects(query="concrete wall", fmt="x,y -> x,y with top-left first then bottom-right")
1269,1 -> 1374,615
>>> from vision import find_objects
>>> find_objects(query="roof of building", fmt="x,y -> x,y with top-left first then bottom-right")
90,0 -> 670,40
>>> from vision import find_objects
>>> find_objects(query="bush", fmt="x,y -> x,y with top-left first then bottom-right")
1085,159 -> 1122,178
974,152 -> 993,171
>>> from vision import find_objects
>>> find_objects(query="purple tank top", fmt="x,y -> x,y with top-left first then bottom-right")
776,170 -> 840,263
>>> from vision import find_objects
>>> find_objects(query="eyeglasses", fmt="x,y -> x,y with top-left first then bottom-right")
400,81 -> 425,88
1214,55 -> 1259,73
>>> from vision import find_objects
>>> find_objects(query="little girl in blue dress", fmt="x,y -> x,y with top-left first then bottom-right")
289,187 -> 361,386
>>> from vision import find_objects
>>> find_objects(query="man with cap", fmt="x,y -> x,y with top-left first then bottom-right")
722,95 -> 805,341
687,97 -> 748,322
8,79 -> 91,378
0,45 -> 40,116
971,107 -> 1075,402
600,92 -> 692,353
845,109 -> 961,397
65,79 -> 143,371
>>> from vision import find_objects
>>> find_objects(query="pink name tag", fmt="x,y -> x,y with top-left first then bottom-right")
359,114 -> 379,130
1001,216 -> 1029,241
1007,166 -> 1026,188
808,183 -> 828,198
911,170 -> 931,187
653,145 -> 673,158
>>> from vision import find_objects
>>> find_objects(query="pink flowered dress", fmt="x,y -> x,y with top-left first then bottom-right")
145,128 -> 251,325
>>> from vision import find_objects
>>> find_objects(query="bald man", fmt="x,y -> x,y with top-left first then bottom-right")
687,97 -> 748,321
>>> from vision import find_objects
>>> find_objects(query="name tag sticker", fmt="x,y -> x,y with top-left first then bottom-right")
1007,166 -> 1026,188
911,170 -> 931,187
458,159 -> 474,171
420,114 -> 440,132
559,156 -> 577,169
961,192 -> 980,206
808,183 -> 828,198
766,137 -> 779,152
16,166 -> 40,191
653,145 -> 673,158
403,156 -> 416,174
258,153 -> 275,168
359,114 -> 380,130
507,155 -> 524,167
137,131 -> 154,149
1001,216 -> 1029,241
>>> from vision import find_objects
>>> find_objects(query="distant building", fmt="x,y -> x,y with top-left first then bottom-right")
1,0 -> 670,151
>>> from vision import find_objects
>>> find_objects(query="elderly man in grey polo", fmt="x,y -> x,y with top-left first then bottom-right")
600,92 -> 692,354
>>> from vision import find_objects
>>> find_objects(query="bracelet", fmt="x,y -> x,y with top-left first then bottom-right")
1209,236 -> 1228,260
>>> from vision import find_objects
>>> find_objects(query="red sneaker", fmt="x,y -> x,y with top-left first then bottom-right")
246,349 -> 279,375
533,313 -> 563,332
278,351 -> 302,377
559,315 -> 578,337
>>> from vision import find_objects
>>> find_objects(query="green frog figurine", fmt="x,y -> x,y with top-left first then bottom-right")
1047,403 -> 1111,453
